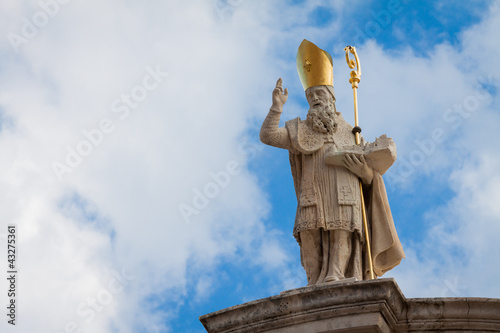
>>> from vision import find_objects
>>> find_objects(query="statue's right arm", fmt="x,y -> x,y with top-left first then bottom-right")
259,108 -> 292,150
259,78 -> 292,150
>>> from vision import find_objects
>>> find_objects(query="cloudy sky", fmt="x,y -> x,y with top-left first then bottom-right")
1,0 -> 500,332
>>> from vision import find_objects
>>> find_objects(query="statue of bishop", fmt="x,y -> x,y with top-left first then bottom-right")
260,40 -> 404,285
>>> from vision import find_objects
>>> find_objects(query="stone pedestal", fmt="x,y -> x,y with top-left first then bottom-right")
199,278 -> 500,332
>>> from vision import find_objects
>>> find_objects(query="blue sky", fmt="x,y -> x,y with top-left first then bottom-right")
1,0 -> 500,332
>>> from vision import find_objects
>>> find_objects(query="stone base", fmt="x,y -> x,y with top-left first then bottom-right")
279,277 -> 359,296
199,278 -> 500,332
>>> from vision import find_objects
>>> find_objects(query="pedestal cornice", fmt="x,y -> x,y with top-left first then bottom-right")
200,278 -> 500,332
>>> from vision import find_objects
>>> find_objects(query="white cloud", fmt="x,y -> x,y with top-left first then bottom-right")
0,0 -> 299,331
376,1 -> 500,298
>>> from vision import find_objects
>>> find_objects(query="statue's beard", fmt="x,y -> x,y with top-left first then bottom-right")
307,102 -> 337,133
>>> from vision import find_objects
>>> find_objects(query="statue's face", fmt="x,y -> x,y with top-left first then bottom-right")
306,86 -> 337,134
305,86 -> 332,108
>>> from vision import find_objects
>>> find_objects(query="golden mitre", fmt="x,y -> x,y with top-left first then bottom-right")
296,39 -> 333,91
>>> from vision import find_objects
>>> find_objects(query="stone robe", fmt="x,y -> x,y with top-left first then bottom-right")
260,109 -> 404,280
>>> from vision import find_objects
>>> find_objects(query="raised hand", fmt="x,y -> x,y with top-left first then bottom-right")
272,78 -> 288,110
343,154 -> 373,184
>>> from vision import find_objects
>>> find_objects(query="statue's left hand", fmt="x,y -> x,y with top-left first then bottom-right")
343,154 -> 373,184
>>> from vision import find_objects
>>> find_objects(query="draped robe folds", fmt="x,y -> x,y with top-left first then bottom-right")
260,109 -> 405,280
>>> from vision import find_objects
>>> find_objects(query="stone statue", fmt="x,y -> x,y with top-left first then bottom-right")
260,40 -> 404,285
